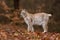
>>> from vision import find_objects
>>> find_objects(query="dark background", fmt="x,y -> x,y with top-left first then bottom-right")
0,0 -> 60,32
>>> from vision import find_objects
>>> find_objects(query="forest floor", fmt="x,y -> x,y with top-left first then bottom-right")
0,12 -> 60,40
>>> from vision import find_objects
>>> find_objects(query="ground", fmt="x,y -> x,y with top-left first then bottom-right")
0,12 -> 60,40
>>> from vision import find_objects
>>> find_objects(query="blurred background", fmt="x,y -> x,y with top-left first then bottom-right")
0,0 -> 60,32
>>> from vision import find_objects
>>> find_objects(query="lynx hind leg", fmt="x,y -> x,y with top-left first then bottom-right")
27,25 -> 31,32
42,24 -> 48,33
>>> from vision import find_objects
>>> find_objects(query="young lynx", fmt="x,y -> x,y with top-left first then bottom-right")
20,9 -> 52,33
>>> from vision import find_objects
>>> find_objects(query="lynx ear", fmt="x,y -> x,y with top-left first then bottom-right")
21,9 -> 26,12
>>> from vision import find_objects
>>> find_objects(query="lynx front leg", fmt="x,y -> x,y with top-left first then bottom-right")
27,24 -> 31,32
31,25 -> 34,32
27,23 -> 34,32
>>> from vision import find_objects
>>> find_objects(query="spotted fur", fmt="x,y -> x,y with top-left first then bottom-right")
20,9 -> 52,32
